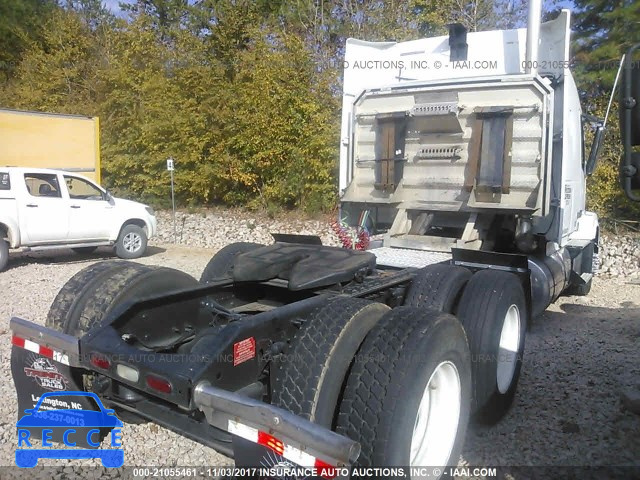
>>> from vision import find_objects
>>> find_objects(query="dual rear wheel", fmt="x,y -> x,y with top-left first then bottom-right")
276,263 -> 527,475
274,299 -> 472,471
406,264 -> 528,424
46,260 -> 199,423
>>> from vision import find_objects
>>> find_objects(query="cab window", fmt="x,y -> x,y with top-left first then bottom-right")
24,173 -> 61,198
64,176 -> 104,201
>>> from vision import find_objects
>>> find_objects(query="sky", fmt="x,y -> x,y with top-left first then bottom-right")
103,0 -> 132,14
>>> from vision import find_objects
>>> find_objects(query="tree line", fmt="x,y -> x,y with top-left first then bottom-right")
0,0 -> 638,217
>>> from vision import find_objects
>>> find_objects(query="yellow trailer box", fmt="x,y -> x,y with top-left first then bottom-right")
0,108 -> 100,183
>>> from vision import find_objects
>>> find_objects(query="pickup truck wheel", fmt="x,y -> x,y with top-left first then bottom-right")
115,224 -> 147,259
72,246 -> 98,254
404,264 -> 471,313
0,239 -> 8,271
456,269 -> 528,424
200,242 -> 263,283
273,298 -> 389,427
47,261 -> 198,424
336,307 -> 471,471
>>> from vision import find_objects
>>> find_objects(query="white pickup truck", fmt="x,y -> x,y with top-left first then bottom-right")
0,167 -> 157,271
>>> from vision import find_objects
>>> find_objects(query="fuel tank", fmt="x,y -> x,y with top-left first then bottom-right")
528,248 -> 571,318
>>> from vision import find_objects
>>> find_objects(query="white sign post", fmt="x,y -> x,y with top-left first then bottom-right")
167,158 -> 176,243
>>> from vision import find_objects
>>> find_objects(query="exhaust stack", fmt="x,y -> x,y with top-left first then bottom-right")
525,0 -> 542,75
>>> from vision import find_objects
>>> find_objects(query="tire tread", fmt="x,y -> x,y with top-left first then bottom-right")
456,269 -> 527,422
404,264 -> 471,312
46,261 -> 141,331
273,297 -> 388,425
337,307 -> 457,466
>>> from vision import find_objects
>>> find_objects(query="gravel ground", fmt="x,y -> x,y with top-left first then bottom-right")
0,210 -> 639,476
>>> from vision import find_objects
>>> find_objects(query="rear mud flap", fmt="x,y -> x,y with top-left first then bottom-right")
233,436 -> 325,479
11,343 -> 107,448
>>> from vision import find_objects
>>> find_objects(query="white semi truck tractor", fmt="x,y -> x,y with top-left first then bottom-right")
9,1 -> 640,477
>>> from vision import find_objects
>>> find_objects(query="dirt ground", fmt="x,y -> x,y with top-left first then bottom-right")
0,244 -> 638,474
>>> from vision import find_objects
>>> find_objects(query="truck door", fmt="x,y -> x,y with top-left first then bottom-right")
63,175 -> 112,241
19,172 -> 69,244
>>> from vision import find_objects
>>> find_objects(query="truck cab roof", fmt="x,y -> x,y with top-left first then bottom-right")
0,166 -> 96,181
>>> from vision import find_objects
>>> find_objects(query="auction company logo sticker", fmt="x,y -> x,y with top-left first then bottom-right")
15,391 -> 124,468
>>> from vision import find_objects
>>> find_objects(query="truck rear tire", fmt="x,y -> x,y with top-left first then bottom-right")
456,269 -> 528,424
47,261 -> 139,331
404,264 -> 471,313
115,224 -> 147,259
47,261 -> 198,423
200,242 -> 263,283
0,239 -> 8,271
273,298 -> 389,427
336,307 -> 471,471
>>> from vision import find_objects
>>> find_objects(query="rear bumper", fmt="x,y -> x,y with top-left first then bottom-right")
10,316 -> 359,470
194,382 -> 359,468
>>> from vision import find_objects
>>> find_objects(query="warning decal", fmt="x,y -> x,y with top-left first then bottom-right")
233,337 -> 256,366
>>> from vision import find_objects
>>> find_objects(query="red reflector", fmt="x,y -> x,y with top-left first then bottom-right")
11,335 -> 25,348
257,431 -> 284,456
315,458 -> 337,478
90,353 -> 111,370
40,345 -> 54,358
146,375 -> 172,394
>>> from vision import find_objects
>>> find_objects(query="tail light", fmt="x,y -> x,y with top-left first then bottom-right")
90,353 -> 111,370
146,374 -> 172,394
257,431 -> 284,456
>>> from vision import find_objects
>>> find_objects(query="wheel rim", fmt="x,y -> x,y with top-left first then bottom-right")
123,232 -> 142,253
410,361 -> 461,467
497,304 -> 521,394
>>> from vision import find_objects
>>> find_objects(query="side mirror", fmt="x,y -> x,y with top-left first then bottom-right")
586,124 -> 606,176
619,44 -> 640,201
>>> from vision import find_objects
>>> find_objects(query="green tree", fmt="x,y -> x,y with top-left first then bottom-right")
98,13 -> 224,204
0,8 -> 105,115
209,30 -> 339,211
573,0 -> 640,218
573,0 -> 640,89
0,0 -> 58,80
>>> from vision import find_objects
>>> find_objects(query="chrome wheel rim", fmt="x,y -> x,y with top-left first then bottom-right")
410,361 -> 461,467
497,304 -> 521,394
